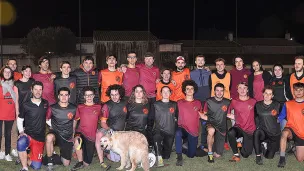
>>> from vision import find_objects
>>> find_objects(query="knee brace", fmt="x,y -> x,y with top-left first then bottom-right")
17,135 -> 29,152
30,161 -> 42,170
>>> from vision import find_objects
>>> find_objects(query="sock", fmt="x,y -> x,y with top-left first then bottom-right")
208,152 -> 213,155
23,167 -> 28,171
280,152 -> 285,157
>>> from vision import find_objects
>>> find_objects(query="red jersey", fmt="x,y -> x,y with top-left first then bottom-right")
171,68 -> 191,101
98,69 -> 123,103
285,100 -> 304,139
75,104 -> 102,141
228,97 -> 256,134
32,73 -> 56,105
0,86 -> 16,120
177,99 -> 202,137
137,64 -> 160,98
123,67 -> 140,97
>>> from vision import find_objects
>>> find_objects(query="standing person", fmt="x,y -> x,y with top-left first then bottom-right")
248,59 -> 272,102
95,84 -> 127,170
0,66 -> 19,161
71,86 -> 102,171
99,55 -> 123,103
227,82 -> 256,162
230,56 -> 251,100
171,56 -> 191,102
148,86 -> 178,167
6,58 -> 22,81
32,56 -> 56,105
122,52 -> 140,99
17,81 -> 49,171
73,56 -> 100,104
277,82 -> 304,168
54,61 -> 77,104
199,83 -> 231,163
253,86 -> 281,165
175,80 -> 202,166
45,87 -> 77,171
286,56 -> 304,99
156,69 -> 175,101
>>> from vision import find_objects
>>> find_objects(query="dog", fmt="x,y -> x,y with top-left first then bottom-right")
100,131 -> 150,171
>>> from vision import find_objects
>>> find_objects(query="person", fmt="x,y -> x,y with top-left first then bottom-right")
199,83 -> 231,163
286,56 -> 304,99
98,55 -> 123,103
122,52 -> 140,99
148,86 -> 178,167
171,56 -> 191,101
227,82 -> 256,162
0,66 -> 19,161
6,58 -> 22,81
45,87 -> 77,170
248,59 -> 272,101
73,56 -> 100,104
95,84 -> 127,170
156,69 -> 175,101
253,86 -> 281,165
277,82 -> 304,167
175,80 -> 202,166
72,86 -> 102,171
32,56 -> 56,105
54,61 -> 77,104
17,81 -> 49,171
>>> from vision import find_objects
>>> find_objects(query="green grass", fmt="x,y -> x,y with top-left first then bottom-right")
0,149 -> 303,171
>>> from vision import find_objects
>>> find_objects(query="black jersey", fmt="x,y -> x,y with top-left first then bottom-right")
54,75 -> 77,104
102,100 -> 128,131
150,100 -> 178,136
19,99 -> 49,142
125,103 -> 150,132
204,97 -> 231,134
255,101 -> 281,136
14,78 -> 35,105
47,103 -> 77,140
269,77 -> 287,103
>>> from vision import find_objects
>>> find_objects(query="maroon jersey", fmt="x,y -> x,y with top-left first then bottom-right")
32,73 -> 56,105
75,104 -> 102,141
228,97 -> 256,134
123,68 -> 140,97
137,63 -> 160,98
177,99 -> 202,137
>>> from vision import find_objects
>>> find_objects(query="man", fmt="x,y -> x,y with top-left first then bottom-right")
171,56 -> 191,102
227,82 -> 256,162
122,52 -> 140,99
45,87 -> 77,170
148,86 -> 178,167
54,61 -> 77,104
6,58 -> 22,81
199,83 -> 231,163
286,56 -> 304,99
17,81 -> 49,171
98,55 -> 123,103
175,80 -> 201,166
156,69 -> 175,101
73,56 -> 100,104
32,56 -> 56,105
95,84 -> 127,170
72,86 -> 102,171
277,82 -> 304,167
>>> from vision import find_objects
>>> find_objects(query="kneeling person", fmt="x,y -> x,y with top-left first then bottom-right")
45,87 -> 77,170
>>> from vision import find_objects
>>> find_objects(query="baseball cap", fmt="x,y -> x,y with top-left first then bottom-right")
176,56 -> 185,62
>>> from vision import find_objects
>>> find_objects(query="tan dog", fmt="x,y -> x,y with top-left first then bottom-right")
100,131 -> 150,171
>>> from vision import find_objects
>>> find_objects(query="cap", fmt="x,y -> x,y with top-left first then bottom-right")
176,56 -> 185,62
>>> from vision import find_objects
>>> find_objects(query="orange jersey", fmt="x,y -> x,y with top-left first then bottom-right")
14,72 -> 22,81
210,72 -> 231,99
99,69 -> 123,103
156,81 -> 176,101
285,100 -> 304,139
290,74 -> 304,98
171,68 -> 190,101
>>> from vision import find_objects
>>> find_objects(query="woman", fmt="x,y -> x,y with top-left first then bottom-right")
0,66 -> 19,161
253,86 -> 281,165
156,69 -> 175,101
248,60 -> 272,101
15,65 -> 35,106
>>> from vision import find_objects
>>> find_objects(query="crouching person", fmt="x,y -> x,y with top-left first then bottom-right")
17,81 -> 49,171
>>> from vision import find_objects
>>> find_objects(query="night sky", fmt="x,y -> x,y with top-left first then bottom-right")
2,0 -> 304,43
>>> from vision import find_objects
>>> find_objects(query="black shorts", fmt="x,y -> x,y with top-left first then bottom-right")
285,127 -> 304,146
75,132 -> 95,164
47,131 -> 73,160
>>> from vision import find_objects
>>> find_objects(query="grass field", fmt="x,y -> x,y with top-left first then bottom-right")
0,148 -> 303,171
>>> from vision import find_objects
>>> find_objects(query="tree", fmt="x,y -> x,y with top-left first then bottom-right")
21,27 -> 76,64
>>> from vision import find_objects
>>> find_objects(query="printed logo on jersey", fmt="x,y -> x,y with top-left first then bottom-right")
123,106 -> 127,113
221,105 -> 227,112
243,74 -> 247,79
184,74 -> 190,80
169,107 -> 175,114
248,105 -> 253,110
193,106 -> 199,111
271,109 -> 277,116
4,95 -> 12,99
115,76 -> 121,82
93,110 -> 98,115
91,71 -> 96,75
67,112 -> 73,120
143,108 -> 149,115
272,82 -> 276,86
70,82 -> 75,89
278,81 -> 283,85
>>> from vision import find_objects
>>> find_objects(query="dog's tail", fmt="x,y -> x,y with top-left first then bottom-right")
142,150 -> 150,171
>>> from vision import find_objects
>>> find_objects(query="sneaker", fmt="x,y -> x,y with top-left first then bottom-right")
19,169 -> 28,171
15,158 -> 21,165
176,158 -> 183,166
157,156 -> 164,167
5,154 -> 13,161
11,149 -> 18,157
208,155 -> 214,163
100,162 -> 111,170
277,156 -> 286,168
71,161 -> 84,171
256,156 -> 263,165
46,163 -> 54,171
229,155 -> 241,162
224,143 -> 230,150
0,151 -> 5,160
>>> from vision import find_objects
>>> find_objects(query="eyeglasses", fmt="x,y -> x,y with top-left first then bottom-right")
84,94 -> 95,98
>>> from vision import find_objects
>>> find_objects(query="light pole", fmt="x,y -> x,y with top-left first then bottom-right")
79,0 -> 82,64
